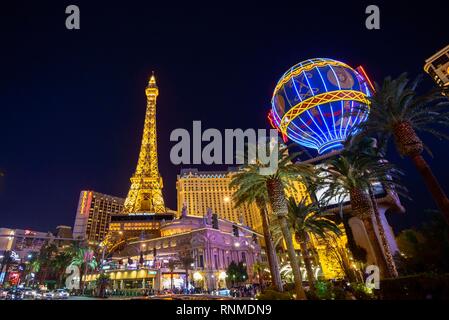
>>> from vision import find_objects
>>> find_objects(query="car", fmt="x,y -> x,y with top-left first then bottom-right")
22,289 -> 44,300
0,289 -> 8,299
216,288 -> 231,296
54,289 -> 69,299
43,291 -> 55,300
34,291 -> 43,300
5,289 -> 23,300
22,289 -> 37,300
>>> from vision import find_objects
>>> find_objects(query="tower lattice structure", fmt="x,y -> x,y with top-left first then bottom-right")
123,73 -> 166,214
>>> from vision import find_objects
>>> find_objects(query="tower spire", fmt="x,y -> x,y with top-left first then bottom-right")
148,71 -> 156,87
123,72 -> 166,214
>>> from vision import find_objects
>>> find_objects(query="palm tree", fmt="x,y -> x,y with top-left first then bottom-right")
24,255 -> 41,286
179,253 -> 194,291
271,198 -> 342,288
319,150 -> 404,278
252,261 -> 269,287
96,273 -> 110,298
323,234 -> 363,282
168,259 -> 177,290
359,73 -> 449,224
36,243 -> 58,284
52,251 -> 73,288
69,242 -> 97,293
230,144 -> 313,299
230,175 -> 283,292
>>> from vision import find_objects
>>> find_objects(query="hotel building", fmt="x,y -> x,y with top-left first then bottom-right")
176,168 -> 311,233
73,190 -> 125,242
424,44 -> 449,94
176,168 -> 262,231
84,210 -> 262,291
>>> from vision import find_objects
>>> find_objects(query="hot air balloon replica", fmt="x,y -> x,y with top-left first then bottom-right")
269,58 -> 374,154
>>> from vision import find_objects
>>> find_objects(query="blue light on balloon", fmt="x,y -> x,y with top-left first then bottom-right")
270,58 -> 372,154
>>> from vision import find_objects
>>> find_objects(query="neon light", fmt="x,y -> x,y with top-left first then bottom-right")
356,66 -> 375,93
270,58 -> 371,154
328,64 -> 345,139
267,111 -> 288,142
280,90 -> 370,134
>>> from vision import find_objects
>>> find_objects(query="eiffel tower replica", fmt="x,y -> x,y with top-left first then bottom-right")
123,73 -> 166,214
108,73 -> 174,241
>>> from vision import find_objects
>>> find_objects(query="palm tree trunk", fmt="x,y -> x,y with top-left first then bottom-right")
267,178 -> 307,300
361,217 -> 389,278
350,187 -> 389,278
297,232 -> 316,289
258,269 -> 264,287
81,262 -> 87,295
59,271 -> 64,288
258,201 -> 283,292
278,216 -> 307,299
411,154 -> 449,225
368,187 -> 398,278
170,271 -> 174,290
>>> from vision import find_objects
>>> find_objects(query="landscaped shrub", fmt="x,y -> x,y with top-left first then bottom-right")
314,281 -> 334,300
350,283 -> 376,300
257,289 -> 293,300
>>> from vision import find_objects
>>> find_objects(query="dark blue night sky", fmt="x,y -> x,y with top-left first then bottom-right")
1,1 -> 448,233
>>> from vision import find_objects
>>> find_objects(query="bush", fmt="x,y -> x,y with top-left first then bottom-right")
257,289 -> 293,300
314,281 -> 334,300
350,283 -> 376,300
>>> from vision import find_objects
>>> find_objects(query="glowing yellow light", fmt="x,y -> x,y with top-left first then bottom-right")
193,272 -> 203,281
223,196 -> 231,203
123,73 -> 166,214
218,272 -> 227,280
273,59 -> 352,97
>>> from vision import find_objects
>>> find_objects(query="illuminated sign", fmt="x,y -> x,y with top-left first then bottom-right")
79,191 -> 93,215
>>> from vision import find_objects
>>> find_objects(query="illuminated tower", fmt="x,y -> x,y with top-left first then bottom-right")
123,73 -> 166,214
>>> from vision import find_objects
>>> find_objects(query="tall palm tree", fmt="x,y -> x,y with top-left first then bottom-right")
230,144 -> 313,299
36,243 -> 58,284
271,198 -> 342,288
230,174 -> 283,292
96,273 -> 110,298
319,151 -> 404,278
69,242 -> 96,293
359,73 -> 449,224
168,259 -> 177,290
345,136 -> 406,278
24,255 -> 41,286
51,251 -> 73,288
179,253 -> 194,291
